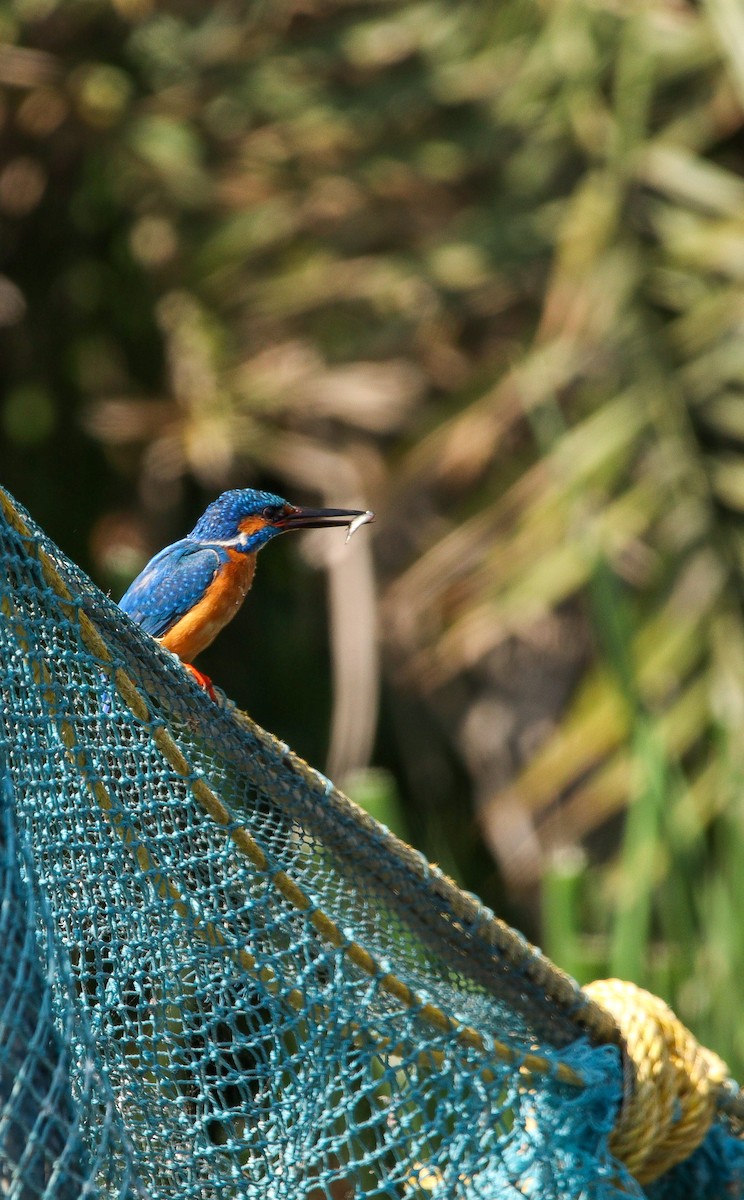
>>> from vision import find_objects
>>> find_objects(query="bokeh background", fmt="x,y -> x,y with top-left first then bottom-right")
3,0 -> 744,1074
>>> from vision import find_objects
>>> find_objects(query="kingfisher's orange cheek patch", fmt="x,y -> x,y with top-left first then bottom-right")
238,515 -> 267,538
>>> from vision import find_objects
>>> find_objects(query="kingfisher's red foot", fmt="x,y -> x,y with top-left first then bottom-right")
182,662 -> 217,701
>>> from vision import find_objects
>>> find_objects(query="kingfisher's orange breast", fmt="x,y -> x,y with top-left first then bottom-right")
160,550 -> 257,662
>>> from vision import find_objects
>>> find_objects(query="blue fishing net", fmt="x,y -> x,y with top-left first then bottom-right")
0,485 -> 741,1199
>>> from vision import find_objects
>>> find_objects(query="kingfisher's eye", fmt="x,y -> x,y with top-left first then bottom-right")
262,506 -> 276,519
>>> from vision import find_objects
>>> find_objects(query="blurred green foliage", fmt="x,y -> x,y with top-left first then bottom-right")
3,0 -> 744,1074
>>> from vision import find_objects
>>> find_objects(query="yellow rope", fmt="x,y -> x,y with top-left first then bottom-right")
583,978 -> 730,1184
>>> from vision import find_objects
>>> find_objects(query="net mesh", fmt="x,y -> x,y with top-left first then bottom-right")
0,485 -> 741,1199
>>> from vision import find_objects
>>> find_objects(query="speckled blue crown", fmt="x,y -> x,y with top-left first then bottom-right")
189,489 -> 288,539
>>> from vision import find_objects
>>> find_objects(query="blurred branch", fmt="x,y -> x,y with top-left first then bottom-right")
263,434 -> 380,782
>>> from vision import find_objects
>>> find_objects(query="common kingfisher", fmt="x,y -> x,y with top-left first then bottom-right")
118,488 -> 374,695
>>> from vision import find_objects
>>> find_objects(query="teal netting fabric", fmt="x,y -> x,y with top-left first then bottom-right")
0,484 -> 741,1199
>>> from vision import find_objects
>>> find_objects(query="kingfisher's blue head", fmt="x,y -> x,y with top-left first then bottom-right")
190,488 -> 372,553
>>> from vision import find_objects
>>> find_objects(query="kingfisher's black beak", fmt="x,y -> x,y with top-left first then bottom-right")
273,506 -> 375,533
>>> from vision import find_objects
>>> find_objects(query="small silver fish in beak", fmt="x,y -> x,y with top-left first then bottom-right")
345,510 -> 375,543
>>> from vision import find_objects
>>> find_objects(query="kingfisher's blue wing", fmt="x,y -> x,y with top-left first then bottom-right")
118,540 -> 229,639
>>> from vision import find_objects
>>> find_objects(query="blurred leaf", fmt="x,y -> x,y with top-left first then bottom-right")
3,382 -> 55,444
344,768 -> 408,840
